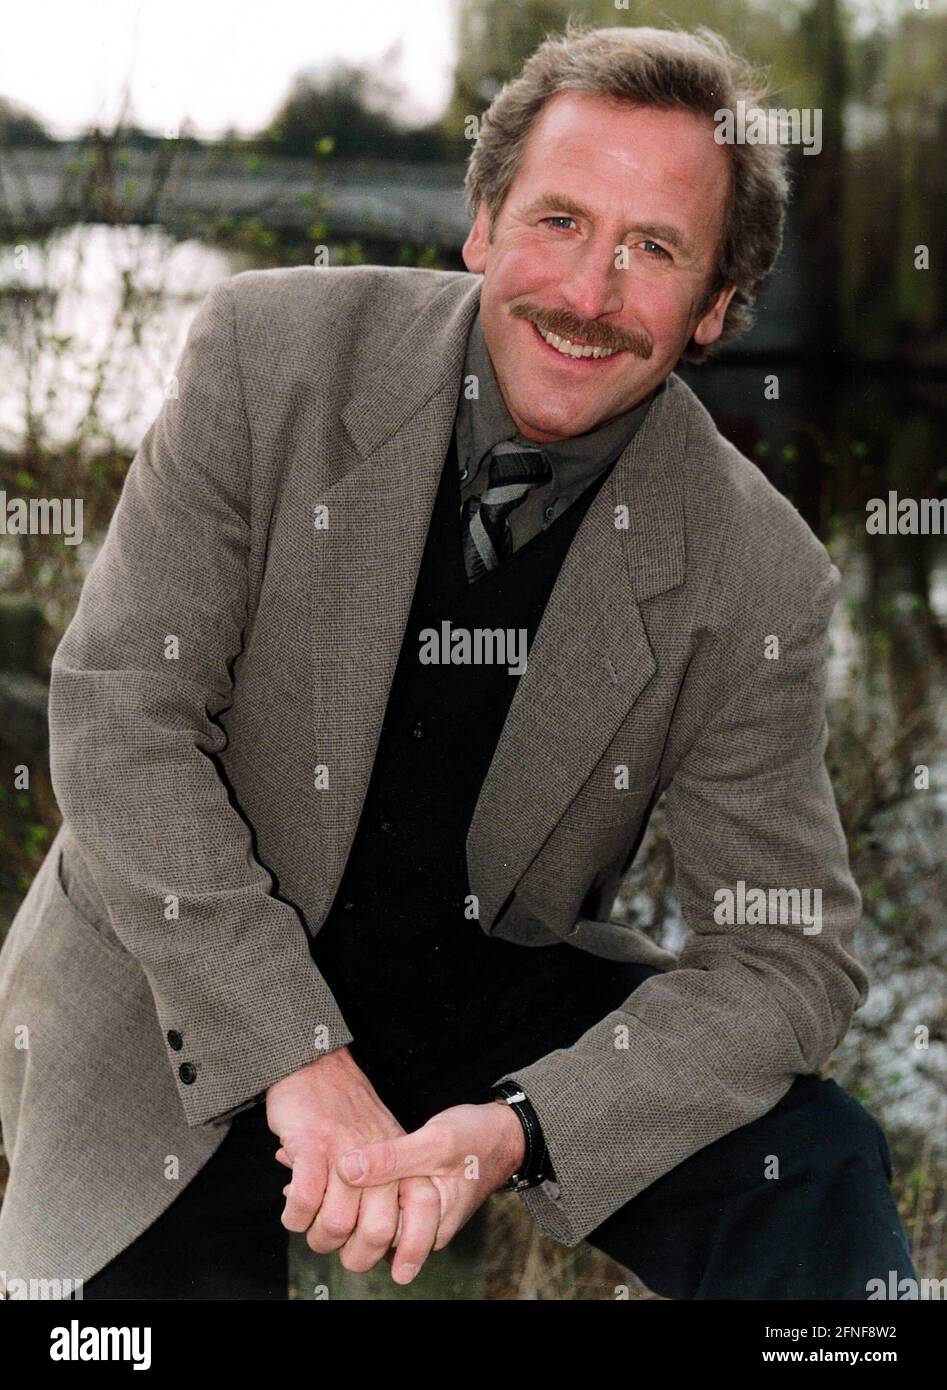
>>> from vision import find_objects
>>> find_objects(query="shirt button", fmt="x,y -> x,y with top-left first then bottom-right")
459,467 -> 469,481
167,1030 -> 184,1051
179,1062 -> 197,1085
543,502 -> 556,520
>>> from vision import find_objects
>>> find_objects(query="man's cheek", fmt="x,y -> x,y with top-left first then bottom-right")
619,281 -> 684,339
504,245 -> 569,292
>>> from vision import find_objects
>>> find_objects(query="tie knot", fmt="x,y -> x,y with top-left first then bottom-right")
486,440 -> 552,489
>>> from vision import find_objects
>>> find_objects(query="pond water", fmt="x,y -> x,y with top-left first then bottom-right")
0,225 -> 250,454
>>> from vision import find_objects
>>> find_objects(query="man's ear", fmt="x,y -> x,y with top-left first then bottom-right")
462,201 -> 492,273
692,282 -> 739,348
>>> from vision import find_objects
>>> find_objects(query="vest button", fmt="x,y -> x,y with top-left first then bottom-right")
379,818 -> 393,834
179,1062 -> 197,1085
459,467 -> 469,481
411,722 -> 424,739
167,1030 -> 184,1051
343,900 -> 355,911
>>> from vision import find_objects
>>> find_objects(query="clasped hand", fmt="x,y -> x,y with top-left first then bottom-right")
265,1046 -> 526,1285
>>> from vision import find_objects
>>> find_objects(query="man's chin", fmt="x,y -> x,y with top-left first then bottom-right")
510,371 -> 660,437
505,389 -> 602,440
513,403 -> 620,441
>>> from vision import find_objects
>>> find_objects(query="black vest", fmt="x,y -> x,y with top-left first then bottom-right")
308,429 -> 637,1123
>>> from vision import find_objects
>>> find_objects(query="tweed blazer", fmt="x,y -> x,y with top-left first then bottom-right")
0,264 -> 868,1290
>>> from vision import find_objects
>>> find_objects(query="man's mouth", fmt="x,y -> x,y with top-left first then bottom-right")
531,321 -> 623,361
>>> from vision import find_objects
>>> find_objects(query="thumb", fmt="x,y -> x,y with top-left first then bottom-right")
338,1120 -> 452,1187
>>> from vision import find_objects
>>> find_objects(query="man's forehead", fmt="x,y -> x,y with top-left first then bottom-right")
511,96 -> 731,238
529,87 -> 716,135
525,93 -> 725,173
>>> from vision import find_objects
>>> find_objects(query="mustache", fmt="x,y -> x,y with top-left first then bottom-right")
511,303 -> 653,359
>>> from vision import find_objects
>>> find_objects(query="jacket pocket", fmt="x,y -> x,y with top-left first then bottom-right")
554,775 -> 658,836
53,844 -> 140,971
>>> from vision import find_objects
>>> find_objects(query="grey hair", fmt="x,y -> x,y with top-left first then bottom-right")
464,21 -> 791,362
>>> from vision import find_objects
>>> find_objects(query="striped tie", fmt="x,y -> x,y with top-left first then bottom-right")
460,441 -> 552,583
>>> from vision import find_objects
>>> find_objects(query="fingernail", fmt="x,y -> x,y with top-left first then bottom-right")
398,1263 -> 419,1282
341,1149 -> 366,1181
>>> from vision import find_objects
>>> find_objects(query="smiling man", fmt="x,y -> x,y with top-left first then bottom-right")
468,96 -> 735,439
0,24 -> 917,1302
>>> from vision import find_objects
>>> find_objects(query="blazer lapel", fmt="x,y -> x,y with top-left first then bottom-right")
307,268 -> 689,934
465,375 -> 688,928
307,273 -> 483,928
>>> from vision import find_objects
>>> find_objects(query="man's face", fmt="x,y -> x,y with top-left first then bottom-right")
462,91 -> 738,443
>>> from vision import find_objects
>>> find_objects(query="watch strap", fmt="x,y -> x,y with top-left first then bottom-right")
490,1079 -> 554,1191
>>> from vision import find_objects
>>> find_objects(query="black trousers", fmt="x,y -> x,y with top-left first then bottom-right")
76,960 -> 917,1301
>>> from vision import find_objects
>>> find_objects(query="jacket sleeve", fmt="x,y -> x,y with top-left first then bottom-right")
47,278 -> 355,1129
495,559 -> 869,1246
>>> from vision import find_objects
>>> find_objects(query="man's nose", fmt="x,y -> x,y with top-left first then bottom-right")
556,237 -> 625,326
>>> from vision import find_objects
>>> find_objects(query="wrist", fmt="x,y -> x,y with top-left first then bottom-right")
490,1098 -> 527,1181
310,1042 -> 355,1071
488,1080 -> 553,1190
268,1043 -> 357,1098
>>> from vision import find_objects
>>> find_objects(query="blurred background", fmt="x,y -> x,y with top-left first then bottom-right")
0,0 -> 944,1299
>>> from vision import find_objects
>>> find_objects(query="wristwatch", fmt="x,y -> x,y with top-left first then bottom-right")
490,1079 -> 555,1191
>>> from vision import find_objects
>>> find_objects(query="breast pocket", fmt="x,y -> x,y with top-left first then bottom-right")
518,777 -> 658,930
555,772 -> 659,836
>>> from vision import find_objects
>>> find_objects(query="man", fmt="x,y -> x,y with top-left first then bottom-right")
0,25 -> 916,1301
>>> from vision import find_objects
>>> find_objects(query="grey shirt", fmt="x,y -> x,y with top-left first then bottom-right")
455,310 -> 660,552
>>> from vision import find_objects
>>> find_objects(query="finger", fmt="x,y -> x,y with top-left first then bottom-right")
389,1177 -> 442,1285
338,1182 -> 401,1273
378,1211 -> 405,1265
378,1211 -> 403,1257
274,1146 -> 292,1168
306,1166 -> 361,1254
339,1119 -> 453,1189
280,1151 -> 327,1234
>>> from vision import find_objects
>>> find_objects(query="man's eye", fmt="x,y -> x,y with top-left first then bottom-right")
641,240 -> 671,258
543,216 -> 576,231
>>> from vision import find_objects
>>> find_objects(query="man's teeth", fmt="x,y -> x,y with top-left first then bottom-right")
536,325 -> 620,359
